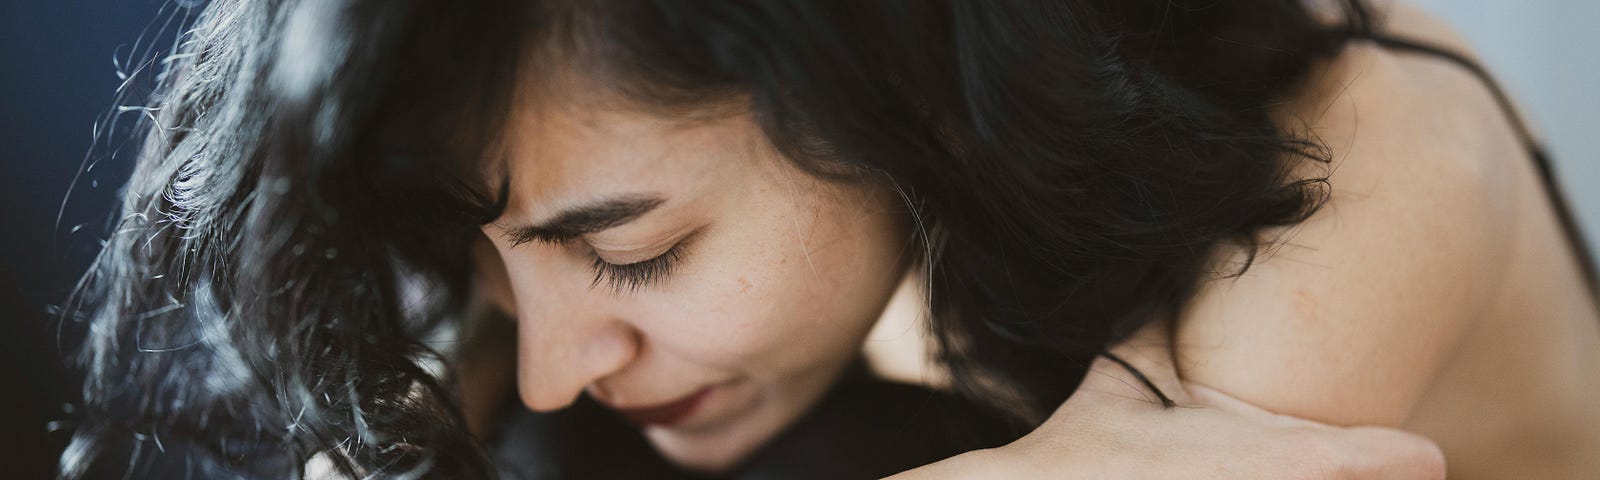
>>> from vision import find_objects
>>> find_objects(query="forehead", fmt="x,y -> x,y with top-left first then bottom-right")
495,84 -> 765,220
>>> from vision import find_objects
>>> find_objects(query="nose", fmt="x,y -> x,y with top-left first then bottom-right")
477,234 -> 642,412
515,310 -> 639,412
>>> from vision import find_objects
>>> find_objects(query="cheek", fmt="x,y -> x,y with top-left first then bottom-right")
633,248 -> 824,370
634,189 -> 906,375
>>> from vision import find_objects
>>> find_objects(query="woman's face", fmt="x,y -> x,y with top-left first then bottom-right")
479,79 -> 912,472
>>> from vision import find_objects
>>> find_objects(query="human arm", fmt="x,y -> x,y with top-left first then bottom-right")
888,331 -> 1446,479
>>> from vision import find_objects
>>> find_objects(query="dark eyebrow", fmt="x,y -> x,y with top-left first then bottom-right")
499,196 -> 665,247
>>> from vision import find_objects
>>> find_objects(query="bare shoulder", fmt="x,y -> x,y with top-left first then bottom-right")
1285,0 -> 1523,185
1275,0 -> 1526,252
1172,1 -> 1527,426
1286,0 -> 1530,249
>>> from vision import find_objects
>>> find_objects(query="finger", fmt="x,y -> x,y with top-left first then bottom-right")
1331,426 -> 1446,480
1184,382 -> 1331,429
1189,384 -> 1445,480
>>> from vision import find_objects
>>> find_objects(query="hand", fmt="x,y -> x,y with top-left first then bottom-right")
887,331 -> 1445,479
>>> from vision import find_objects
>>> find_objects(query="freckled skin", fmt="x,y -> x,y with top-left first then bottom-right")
478,77 -> 911,473
1293,289 -> 1317,324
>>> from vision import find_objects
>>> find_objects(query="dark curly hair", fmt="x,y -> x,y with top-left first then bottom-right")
61,0 -> 1374,477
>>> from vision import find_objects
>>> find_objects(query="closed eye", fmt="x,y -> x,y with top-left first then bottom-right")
588,244 -> 685,293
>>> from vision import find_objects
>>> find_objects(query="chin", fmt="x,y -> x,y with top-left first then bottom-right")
641,394 -> 787,474
645,430 -> 754,474
634,360 -> 862,473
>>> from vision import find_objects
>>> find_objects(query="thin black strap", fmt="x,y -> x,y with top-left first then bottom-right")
1100,352 -> 1177,408
1344,31 -> 1600,297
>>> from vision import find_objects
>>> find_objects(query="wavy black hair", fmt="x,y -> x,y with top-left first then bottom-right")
61,0 -> 1374,477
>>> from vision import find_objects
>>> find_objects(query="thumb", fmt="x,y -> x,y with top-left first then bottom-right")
1183,382 -> 1323,428
1187,384 -> 1446,479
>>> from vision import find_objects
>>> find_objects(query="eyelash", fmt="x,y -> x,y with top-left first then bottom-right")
587,245 -> 684,293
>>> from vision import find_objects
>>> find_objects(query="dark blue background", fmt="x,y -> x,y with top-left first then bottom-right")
1,1 -> 170,476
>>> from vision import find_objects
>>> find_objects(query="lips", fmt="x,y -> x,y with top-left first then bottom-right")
608,387 -> 712,426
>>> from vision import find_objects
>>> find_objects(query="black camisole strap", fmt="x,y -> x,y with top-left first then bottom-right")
1342,30 -> 1600,298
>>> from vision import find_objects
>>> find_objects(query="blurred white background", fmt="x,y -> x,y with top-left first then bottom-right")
1408,0 -> 1599,257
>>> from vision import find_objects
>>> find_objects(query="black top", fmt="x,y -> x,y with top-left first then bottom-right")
489,361 -> 1020,479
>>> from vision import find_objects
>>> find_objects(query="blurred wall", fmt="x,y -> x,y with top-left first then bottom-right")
1407,0 -> 1600,256
0,1 -> 166,478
